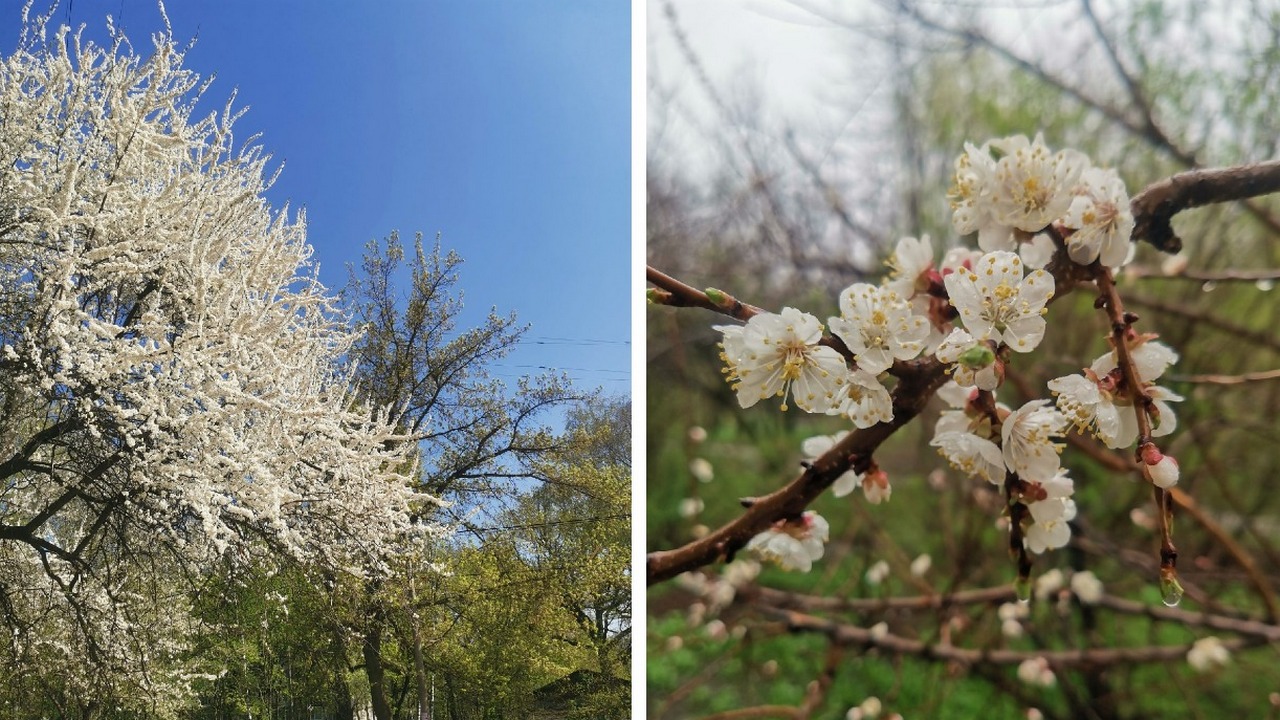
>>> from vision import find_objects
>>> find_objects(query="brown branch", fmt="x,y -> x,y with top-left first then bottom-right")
1166,369 -> 1280,385
647,266 -> 763,321
700,707 -> 798,720
752,602 -> 1261,667
747,583 -> 1014,613
1130,161 -> 1280,253
646,354 -> 949,585
744,583 -> 1280,642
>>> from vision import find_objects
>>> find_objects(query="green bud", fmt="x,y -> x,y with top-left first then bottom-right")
957,343 -> 996,369
704,287 -> 727,306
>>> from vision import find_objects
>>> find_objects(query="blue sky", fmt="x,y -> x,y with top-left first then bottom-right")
10,0 -> 631,396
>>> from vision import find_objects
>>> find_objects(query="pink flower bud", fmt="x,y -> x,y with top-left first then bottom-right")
1140,442 -> 1164,466
1144,454 -> 1179,489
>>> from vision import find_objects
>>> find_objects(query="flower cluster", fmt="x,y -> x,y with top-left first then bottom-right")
949,133 -> 1133,267
720,134 -> 1181,583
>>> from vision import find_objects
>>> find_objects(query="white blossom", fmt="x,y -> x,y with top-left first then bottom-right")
745,512 -> 830,572
1025,498 -> 1077,554
829,283 -> 930,375
831,368 -> 895,428
802,432 -> 861,497
1001,400 -> 1067,481
1061,166 -> 1134,268
679,497 -> 705,518
945,251 -> 1054,352
717,308 -> 848,413
1070,571 -> 1104,604
931,431 -> 1006,485
1019,232 -> 1057,269
866,560 -> 891,585
948,140 -> 1009,250
1017,657 -> 1057,687
1090,339 -> 1179,384
935,328 -> 1000,390
989,134 -> 1087,233
910,553 -> 932,577
1048,370 -> 1183,449
1187,636 -> 1231,672
1035,568 -> 1066,599
884,235 -> 936,300
690,457 -> 715,483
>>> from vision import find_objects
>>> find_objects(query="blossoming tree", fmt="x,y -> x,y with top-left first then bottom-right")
0,11 -> 442,711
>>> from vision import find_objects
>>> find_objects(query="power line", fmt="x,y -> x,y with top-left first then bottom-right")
526,336 -> 630,346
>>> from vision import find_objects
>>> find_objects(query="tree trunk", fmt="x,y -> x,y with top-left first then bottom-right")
411,579 -> 431,720
331,622 -> 356,720
362,621 -> 394,720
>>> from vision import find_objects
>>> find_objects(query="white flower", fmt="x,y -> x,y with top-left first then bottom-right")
935,328 -> 1000,391
689,458 -> 715,483
1061,166 -> 1133,268
802,432 -> 861,497
1019,232 -> 1057,269
745,511 -> 830,572
857,696 -> 882,720
1048,370 -> 1183,449
865,560 -> 890,585
829,284 -> 930,375
717,308 -> 847,413
1035,568 -> 1065,599
989,134 -> 1086,233
1070,571 -> 1103,604
931,431 -> 1006,485
910,553 -> 932,577
1090,340 -> 1179,384
884,235 -> 936,300
1001,399 -> 1066,481
678,497 -> 704,518
868,621 -> 889,640
1187,636 -> 1231,672
1017,657 -> 1056,687
941,247 -> 984,274
944,251 -> 1054,353
999,602 -> 1029,637
1024,499 -> 1076,554
949,141 -> 1003,243
831,368 -> 895,428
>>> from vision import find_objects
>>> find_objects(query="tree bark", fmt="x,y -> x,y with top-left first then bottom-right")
362,620 -> 394,720
411,579 -> 431,720
331,622 -> 356,720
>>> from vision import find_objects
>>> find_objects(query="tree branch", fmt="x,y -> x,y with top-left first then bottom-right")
1130,161 -> 1280,253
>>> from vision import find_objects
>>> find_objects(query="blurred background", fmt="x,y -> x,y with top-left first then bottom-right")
646,1 -> 1280,718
